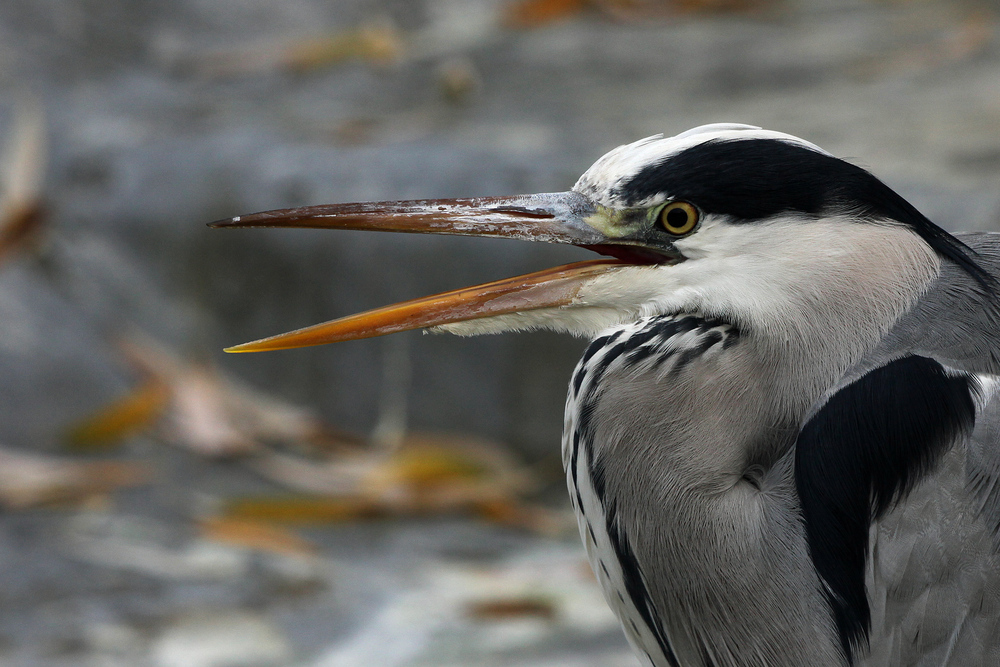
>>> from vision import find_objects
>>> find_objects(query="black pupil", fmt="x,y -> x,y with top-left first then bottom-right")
666,206 -> 689,230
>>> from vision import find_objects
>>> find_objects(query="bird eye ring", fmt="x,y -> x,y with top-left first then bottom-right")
657,201 -> 699,236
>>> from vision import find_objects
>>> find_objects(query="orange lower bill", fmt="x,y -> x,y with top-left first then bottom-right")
225,259 -> 627,352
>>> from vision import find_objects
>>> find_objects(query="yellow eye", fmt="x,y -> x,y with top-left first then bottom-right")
657,201 -> 699,236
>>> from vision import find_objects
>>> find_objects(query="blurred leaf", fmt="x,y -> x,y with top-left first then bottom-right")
248,452 -> 366,496
504,0 -> 774,26
0,448 -> 150,509
199,516 -> 315,556
190,22 -> 404,78
849,6 -> 995,79
467,597 -> 557,620
437,57 -> 481,105
281,23 -> 403,71
364,441 -> 491,491
474,498 -> 573,535
371,433 -> 533,490
232,434 -> 571,533
504,0 -> 587,28
668,0 -> 775,12
117,334 -> 336,457
169,365 -> 259,457
252,433 -> 536,503
0,201 -> 45,265
225,496 -> 386,524
593,0 -> 777,20
0,99 -> 47,266
66,380 -> 170,451
946,11 -> 994,62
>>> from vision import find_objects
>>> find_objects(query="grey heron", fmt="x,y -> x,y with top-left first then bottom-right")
212,123 -> 1000,666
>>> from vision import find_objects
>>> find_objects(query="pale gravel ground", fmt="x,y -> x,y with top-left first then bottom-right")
0,0 -> 999,664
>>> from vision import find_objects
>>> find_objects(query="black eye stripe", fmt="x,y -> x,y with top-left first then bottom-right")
614,137 -> 990,287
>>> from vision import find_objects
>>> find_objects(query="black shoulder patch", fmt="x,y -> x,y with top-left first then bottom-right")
618,138 -> 992,288
794,356 -> 977,663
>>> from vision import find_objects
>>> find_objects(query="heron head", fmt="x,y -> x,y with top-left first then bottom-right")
213,124 -> 976,352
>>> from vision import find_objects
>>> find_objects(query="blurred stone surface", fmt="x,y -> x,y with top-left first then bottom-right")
152,610 -> 291,667
0,0 -> 997,664
0,0 -> 997,456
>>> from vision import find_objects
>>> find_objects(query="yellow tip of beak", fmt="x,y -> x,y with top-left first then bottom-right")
223,344 -> 259,353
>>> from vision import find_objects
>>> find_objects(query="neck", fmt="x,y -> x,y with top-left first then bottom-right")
675,219 -> 941,411
566,316 -> 841,666
563,224 -> 942,667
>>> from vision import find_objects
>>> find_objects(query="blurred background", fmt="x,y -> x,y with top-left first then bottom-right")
0,0 -> 999,665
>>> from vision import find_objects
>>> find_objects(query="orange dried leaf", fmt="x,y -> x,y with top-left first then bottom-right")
467,597 -> 557,620
241,434 -> 544,524
0,201 -> 45,264
66,381 -> 170,451
367,442 -> 490,491
305,425 -> 369,452
0,448 -> 150,509
225,496 -> 386,524
671,0 -> 772,12
191,23 -> 404,78
200,516 -> 315,556
593,0 -> 774,20
504,0 -> 587,28
364,433 -> 535,495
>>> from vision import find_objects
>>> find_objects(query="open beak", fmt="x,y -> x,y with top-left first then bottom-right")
210,191 -> 667,352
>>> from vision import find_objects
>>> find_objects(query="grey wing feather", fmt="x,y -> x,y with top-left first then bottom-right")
969,384 -> 1000,543
864,420 -> 1000,666
805,232 -> 1000,417
879,232 -> 1000,376
854,232 -> 1000,665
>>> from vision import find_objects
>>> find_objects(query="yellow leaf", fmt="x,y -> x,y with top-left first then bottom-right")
281,24 -> 403,71
66,381 -> 170,451
200,516 -> 315,556
366,442 -> 490,492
